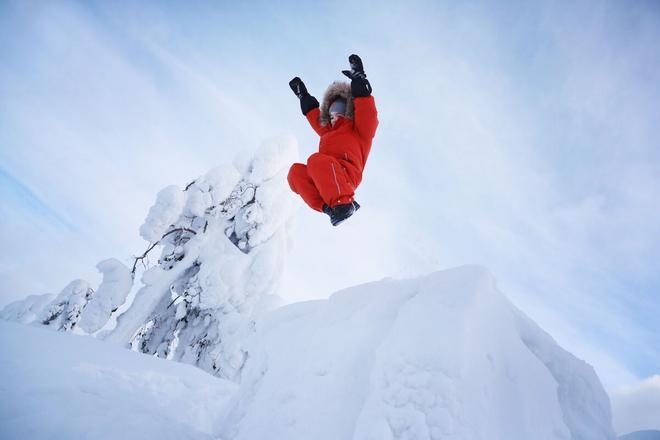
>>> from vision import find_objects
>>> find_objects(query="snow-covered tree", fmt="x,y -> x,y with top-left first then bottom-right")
2,259 -> 132,334
106,136 -> 298,381
0,293 -> 54,324
39,279 -> 95,332
77,259 -> 133,333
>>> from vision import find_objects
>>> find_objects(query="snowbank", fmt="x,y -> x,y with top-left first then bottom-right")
1,266 -> 616,439
0,320 -> 236,440
221,266 -> 616,440
0,293 -> 54,324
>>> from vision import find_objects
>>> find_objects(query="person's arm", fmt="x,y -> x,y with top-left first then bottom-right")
342,54 -> 378,141
289,77 -> 328,136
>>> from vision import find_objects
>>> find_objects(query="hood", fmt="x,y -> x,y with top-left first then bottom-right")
319,81 -> 354,127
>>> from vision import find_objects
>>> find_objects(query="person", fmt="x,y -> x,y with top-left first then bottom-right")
287,54 -> 378,226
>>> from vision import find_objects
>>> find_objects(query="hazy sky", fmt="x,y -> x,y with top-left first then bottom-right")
1,0 -> 659,395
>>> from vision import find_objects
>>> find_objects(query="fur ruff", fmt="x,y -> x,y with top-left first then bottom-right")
319,81 -> 354,127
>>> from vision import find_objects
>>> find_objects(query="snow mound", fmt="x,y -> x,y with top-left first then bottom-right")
221,266 -> 615,440
0,320 -> 236,440
0,293 -> 54,324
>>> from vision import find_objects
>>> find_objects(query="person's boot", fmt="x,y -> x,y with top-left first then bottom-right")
329,203 -> 356,226
323,204 -> 333,221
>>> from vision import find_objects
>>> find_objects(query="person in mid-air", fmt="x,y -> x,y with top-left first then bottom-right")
287,54 -> 378,226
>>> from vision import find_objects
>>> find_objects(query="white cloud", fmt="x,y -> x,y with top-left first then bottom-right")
611,376 -> 660,435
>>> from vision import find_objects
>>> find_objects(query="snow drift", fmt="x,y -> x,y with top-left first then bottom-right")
0,320 -> 236,440
220,266 -> 615,440
0,266 -> 615,439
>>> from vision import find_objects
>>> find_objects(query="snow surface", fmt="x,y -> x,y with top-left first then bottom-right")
0,266 -> 616,439
220,266 -> 615,440
78,258 -> 133,333
39,279 -> 94,331
0,293 -> 54,324
0,320 -> 236,440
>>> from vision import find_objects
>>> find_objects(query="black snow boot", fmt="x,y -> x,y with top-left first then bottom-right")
326,203 -> 355,226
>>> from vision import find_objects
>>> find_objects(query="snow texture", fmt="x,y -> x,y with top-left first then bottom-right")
0,293 -> 54,324
107,135 -> 298,381
38,279 -> 94,331
220,266 -> 616,440
140,185 -> 187,243
0,320 -> 236,440
77,258 -> 133,333
1,266 -> 616,439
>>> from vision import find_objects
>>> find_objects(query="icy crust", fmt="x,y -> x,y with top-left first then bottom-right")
0,320 -> 236,440
107,136 -> 298,380
220,266 -> 616,440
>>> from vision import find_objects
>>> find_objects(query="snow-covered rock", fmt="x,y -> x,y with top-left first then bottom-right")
0,320 -> 236,440
220,266 -> 615,440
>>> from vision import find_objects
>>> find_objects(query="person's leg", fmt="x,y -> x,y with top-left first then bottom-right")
287,163 -> 325,212
306,153 -> 355,207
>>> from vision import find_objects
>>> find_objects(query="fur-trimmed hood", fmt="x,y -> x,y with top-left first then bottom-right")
319,81 -> 354,127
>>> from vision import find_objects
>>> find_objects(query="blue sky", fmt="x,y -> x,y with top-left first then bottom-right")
1,0 -> 659,392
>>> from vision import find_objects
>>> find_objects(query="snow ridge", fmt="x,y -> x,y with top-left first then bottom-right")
219,266 -> 616,440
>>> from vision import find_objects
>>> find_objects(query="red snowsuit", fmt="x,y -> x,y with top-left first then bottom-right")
287,95 -> 378,211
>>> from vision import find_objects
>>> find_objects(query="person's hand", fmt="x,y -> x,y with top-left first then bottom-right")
289,77 -> 309,99
341,54 -> 366,80
341,54 -> 372,97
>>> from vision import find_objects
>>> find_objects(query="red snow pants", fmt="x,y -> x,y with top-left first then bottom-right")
287,152 -> 356,212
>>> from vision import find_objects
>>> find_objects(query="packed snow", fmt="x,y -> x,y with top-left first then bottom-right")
1,266 -> 616,439
78,258 -> 133,333
0,293 -> 54,324
0,320 -> 236,440
220,265 -> 615,440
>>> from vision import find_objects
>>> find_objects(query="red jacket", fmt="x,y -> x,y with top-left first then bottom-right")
305,95 -> 378,187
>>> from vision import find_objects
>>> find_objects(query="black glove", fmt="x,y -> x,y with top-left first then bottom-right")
341,54 -> 372,97
289,77 -> 319,115
289,77 -> 308,99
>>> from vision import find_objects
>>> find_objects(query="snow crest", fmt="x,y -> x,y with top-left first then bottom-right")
220,266 -> 615,440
